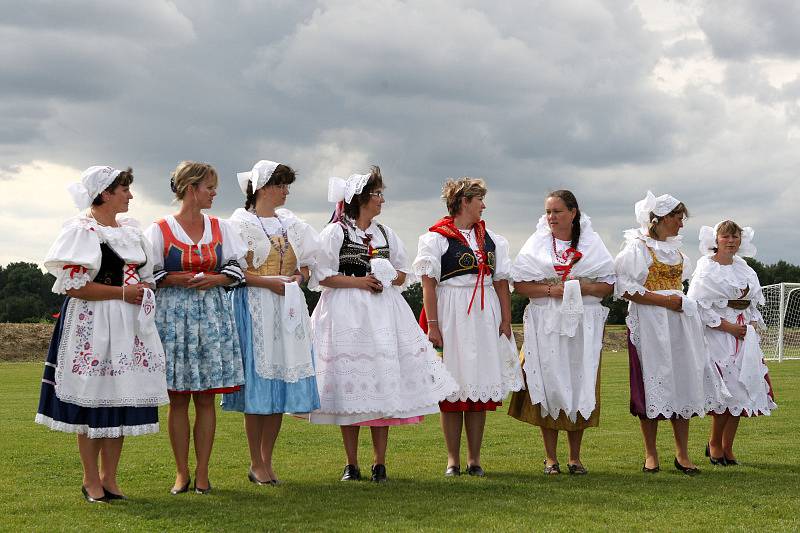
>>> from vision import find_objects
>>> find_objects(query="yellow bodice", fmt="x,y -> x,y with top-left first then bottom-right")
246,236 -> 298,277
643,247 -> 683,291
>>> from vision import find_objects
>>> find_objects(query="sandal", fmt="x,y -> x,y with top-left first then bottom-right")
543,460 -> 561,475
567,463 -> 587,475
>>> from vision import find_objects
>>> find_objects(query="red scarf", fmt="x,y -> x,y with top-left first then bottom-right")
553,246 -> 583,281
430,216 -> 490,315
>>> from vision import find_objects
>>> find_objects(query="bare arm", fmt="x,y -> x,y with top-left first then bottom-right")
392,271 -> 407,287
514,280 -> 565,299
624,291 -> 683,312
421,275 -> 442,347
580,280 -> 614,298
66,282 -> 145,305
493,279 -> 512,338
320,274 -> 383,292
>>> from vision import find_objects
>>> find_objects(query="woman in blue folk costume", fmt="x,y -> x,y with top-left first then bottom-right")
222,160 -> 321,485
145,161 -> 246,495
36,165 -> 169,502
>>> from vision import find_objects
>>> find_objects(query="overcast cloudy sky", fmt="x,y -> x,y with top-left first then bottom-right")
2,0 -> 799,268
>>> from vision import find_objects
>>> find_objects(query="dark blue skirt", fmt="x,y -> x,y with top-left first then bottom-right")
35,298 -> 160,438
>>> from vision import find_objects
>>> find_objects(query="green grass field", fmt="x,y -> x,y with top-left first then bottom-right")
2,355 -> 799,532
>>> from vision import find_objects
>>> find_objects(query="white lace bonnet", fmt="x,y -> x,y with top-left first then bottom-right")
634,190 -> 681,229
236,160 -> 280,194
698,221 -> 757,257
67,166 -> 123,209
327,173 -> 371,204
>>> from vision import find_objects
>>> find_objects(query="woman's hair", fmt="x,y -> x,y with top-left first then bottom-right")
245,164 -> 297,211
547,189 -> 581,250
712,219 -> 743,253
170,161 -> 218,200
343,166 -> 383,220
441,177 -> 487,217
91,167 -> 134,206
647,202 -> 689,239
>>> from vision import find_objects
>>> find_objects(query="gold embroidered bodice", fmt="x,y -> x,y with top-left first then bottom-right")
246,236 -> 298,277
643,247 -> 683,291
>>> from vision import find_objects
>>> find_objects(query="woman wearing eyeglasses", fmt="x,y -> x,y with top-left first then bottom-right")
309,166 -> 457,483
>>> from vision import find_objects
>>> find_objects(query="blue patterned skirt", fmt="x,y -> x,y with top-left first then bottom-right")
155,286 -> 244,393
35,298 -> 159,438
222,288 -> 320,414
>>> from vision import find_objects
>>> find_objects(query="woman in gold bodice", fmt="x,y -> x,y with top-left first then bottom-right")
221,160 -> 321,485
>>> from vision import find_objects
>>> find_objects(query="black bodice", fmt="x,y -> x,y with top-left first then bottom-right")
439,231 -> 496,282
94,243 -> 143,286
337,223 -> 391,277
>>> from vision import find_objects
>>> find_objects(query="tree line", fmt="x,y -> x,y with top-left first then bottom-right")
2,257 -> 799,324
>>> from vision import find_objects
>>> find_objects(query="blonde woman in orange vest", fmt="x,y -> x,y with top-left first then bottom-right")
145,161 -> 247,495
614,191 -> 729,476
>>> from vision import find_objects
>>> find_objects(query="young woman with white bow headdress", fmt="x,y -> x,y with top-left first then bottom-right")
615,191 -> 729,476
220,160 -> 321,485
309,166 -> 457,483
688,220 -> 776,466
36,166 -> 169,502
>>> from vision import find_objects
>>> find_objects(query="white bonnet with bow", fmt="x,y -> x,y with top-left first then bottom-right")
327,173 -> 371,204
67,166 -> 123,209
634,190 -> 681,229
698,221 -> 757,257
236,160 -> 280,195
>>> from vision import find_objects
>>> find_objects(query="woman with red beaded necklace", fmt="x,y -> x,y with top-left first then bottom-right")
507,190 -> 615,475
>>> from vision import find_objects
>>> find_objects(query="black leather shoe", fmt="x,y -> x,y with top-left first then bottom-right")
82,485 -> 108,503
467,464 -> 485,477
706,443 -> 727,466
674,458 -> 700,476
444,465 -> 461,477
248,469 -> 271,486
193,481 -> 213,494
340,464 -> 361,481
170,477 -> 191,495
724,457 -> 739,466
371,464 -> 388,483
642,462 -> 660,473
102,488 -> 127,501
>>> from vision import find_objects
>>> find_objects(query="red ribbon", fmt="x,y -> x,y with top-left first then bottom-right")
553,248 -> 583,281
429,216 -> 489,314
62,265 -> 87,279
734,313 -> 745,354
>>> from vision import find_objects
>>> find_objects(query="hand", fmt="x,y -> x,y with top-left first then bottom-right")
724,321 -> 747,340
264,276 -> 290,296
427,323 -> 443,348
290,273 -> 304,285
578,278 -> 593,296
664,294 -> 683,312
358,274 -> 383,293
187,273 -> 228,290
122,283 -> 146,305
498,321 -> 512,339
164,272 -> 196,288
548,283 -> 565,298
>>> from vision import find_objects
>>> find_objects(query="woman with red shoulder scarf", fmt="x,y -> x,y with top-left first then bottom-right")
413,177 -> 523,477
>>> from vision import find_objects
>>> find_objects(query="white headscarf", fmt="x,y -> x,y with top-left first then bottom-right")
66,166 -> 123,209
236,160 -> 280,194
634,190 -> 681,229
698,221 -> 757,257
327,173 -> 371,204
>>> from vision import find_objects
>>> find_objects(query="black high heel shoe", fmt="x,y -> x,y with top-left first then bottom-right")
102,488 -> 128,501
82,485 -> 108,503
170,476 -> 191,495
193,481 -> 213,495
248,469 -> 271,486
674,458 -> 701,476
706,443 -> 727,466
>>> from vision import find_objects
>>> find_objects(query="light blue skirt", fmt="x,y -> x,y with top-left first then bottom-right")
155,286 -> 244,393
222,287 -> 320,414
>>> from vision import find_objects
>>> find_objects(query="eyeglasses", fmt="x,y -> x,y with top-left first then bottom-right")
369,191 -> 384,199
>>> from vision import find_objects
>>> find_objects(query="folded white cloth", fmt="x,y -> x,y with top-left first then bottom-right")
283,281 -> 304,333
137,288 -> 156,334
370,257 -> 398,289
559,279 -> 584,337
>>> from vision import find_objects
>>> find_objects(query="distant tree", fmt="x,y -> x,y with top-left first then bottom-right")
0,262 -> 63,322
402,282 -> 423,318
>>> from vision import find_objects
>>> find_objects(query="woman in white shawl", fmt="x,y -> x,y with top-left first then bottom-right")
688,220 -> 776,466
221,160 -> 321,485
508,190 -> 615,475
615,191 -> 728,476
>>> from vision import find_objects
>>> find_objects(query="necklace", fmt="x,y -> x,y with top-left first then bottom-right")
87,210 -> 118,228
552,235 -> 570,264
258,216 -> 290,274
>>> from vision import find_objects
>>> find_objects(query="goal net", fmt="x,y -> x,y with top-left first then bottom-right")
759,283 -> 800,361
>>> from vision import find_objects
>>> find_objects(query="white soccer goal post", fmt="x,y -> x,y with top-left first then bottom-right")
759,283 -> 800,362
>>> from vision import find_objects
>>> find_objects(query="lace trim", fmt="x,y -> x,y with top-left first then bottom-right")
710,401 -> 776,417
257,362 -> 316,382
412,259 -> 441,281
35,413 -> 159,437
60,271 -> 91,292
623,228 -> 683,253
